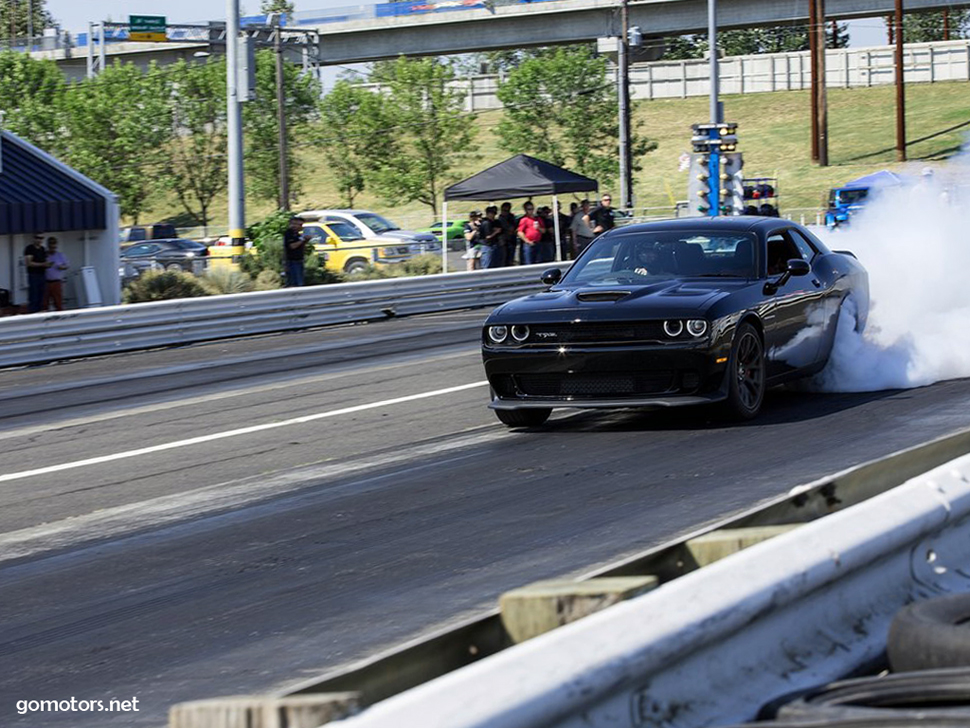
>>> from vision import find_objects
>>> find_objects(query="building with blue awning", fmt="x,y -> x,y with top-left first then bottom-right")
1,130 -> 120,311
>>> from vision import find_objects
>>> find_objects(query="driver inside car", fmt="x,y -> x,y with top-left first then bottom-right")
633,243 -> 661,276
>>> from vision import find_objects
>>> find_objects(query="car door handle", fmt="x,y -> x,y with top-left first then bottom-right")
812,279 -> 821,288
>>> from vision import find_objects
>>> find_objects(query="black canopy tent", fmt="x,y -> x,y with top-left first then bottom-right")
440,155 -> 598,271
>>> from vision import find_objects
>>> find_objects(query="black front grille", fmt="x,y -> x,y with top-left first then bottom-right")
514,371 -> 675,397
528,322 -> 665,344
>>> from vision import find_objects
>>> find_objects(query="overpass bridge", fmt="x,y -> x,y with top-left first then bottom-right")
29,0 -> 970,74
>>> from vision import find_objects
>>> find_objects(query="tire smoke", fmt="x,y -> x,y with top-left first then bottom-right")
814,167 -> 970,392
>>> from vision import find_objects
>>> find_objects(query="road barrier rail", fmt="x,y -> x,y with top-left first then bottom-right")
0,266 -> 548,368
171,427 -> 970,728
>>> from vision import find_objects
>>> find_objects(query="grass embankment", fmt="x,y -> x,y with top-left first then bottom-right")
138,80 -> 970,231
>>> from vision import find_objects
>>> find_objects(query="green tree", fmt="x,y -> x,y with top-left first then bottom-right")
242,49 -> 320,206
1,0 -> 52,43
316,80 -> 390,206
60,62 -> 174,222
899,10 -> 970,43
163,58 -> 228,235
0,51 -> 65,152
496,46 -> 656,191
365,56 -> 476,215
260,0 -> 295,17
662,23 -> 849,60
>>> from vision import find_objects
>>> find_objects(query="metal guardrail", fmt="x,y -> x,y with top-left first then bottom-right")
0,266 -> 547,369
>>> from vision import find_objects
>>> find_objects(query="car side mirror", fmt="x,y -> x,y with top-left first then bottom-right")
763,259 -> 810,295
541,268 -> 562,286
787,259 -> 811,276
326,236 -> 339,246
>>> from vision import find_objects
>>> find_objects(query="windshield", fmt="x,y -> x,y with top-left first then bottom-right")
830,188 -> 868,207
326,221 -> 364,240
357,212 -> 399,233
561,229 -> 759,285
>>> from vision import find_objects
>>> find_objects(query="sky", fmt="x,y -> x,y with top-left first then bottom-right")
46,0 -> 889,46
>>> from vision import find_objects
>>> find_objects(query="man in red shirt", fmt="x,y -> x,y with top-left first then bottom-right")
516,201 -> 545,265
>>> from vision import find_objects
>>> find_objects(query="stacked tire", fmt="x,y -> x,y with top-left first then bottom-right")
721,594 -> 970,727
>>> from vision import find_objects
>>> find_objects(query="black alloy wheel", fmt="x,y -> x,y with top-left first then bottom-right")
726,322 -> 765,420
495,408 -> 551,428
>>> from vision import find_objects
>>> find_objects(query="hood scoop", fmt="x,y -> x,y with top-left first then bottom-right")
576,290 -> 631,303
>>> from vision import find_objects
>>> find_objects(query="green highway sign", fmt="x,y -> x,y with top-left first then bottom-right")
129,15 -> 167,42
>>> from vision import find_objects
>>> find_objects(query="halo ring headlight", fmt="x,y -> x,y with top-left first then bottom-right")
663,320 -> 684,337
511,325 -> 530,342
488,325 -> 508,343
686,319 -> 709,337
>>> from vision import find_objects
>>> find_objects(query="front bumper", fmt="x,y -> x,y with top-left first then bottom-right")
483,342 -> 731,410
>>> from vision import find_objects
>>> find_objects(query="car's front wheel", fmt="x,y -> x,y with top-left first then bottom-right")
725,322 -> 765,420
495,408 -> 551,428
344,258 -> 369,275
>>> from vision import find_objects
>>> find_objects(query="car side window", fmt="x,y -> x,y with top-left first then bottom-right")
786,229 -> 819,262
125,244 -> 151,256
765,233 -> 800,276
302,225 -> 324,243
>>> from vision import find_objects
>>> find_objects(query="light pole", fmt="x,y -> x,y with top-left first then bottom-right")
618,0 -> 632,211
272,16 -> 290,211
226,0 -> 246,246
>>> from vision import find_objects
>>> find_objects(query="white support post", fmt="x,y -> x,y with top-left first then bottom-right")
552,194 -> 562,262
441,201 -> 448,274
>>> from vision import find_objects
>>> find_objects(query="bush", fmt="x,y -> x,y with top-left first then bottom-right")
305,253 -> 345,285
254,269 -> 282,290
349,254 -> 444,281
200,268 -> 255,295
123,270 -> 211,303
398,253 -> 443,277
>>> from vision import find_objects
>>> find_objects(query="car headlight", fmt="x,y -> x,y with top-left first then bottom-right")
663,320 -> 684,337
487,326 -> 508,343
686,319 -> 708,337
510,325 -> 530,342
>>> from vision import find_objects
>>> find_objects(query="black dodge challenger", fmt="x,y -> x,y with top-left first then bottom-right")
482,217 -> 869,427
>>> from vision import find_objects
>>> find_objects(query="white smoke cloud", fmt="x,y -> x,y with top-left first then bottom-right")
813,163 -> 970,392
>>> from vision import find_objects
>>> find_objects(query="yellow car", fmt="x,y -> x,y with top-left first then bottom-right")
301,220 -> 414,274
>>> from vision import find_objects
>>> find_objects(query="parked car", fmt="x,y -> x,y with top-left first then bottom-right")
300,220 -> 412,274
297,209 -> 440,255
120,223 -> 178,244
420,219 -> 465,249
482,216 -> 869,427
119,239 -> 210,277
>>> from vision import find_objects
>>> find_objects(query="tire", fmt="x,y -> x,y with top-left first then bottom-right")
771,668 -> 970,722
724,322 -> 765,420
889,595 -> 970,672
495,408 -> 551,428
165,263 -> 183,271
344,258 -> 368,274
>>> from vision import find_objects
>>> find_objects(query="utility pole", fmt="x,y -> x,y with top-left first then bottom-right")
274,22 -> 290,211
618,0 -> 632,211
708,0 -> 719,125
808,0 -> 828,166
815,0 -> 828,166
226,0 -> 246,245
894,0 -> 907,161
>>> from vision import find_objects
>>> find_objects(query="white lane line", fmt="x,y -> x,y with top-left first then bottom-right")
0,429 -> 508,564
0,348 -> 479,443
0,381 -> 489,484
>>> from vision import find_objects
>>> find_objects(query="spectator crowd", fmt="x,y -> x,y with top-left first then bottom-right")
462,194 -> 617,270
